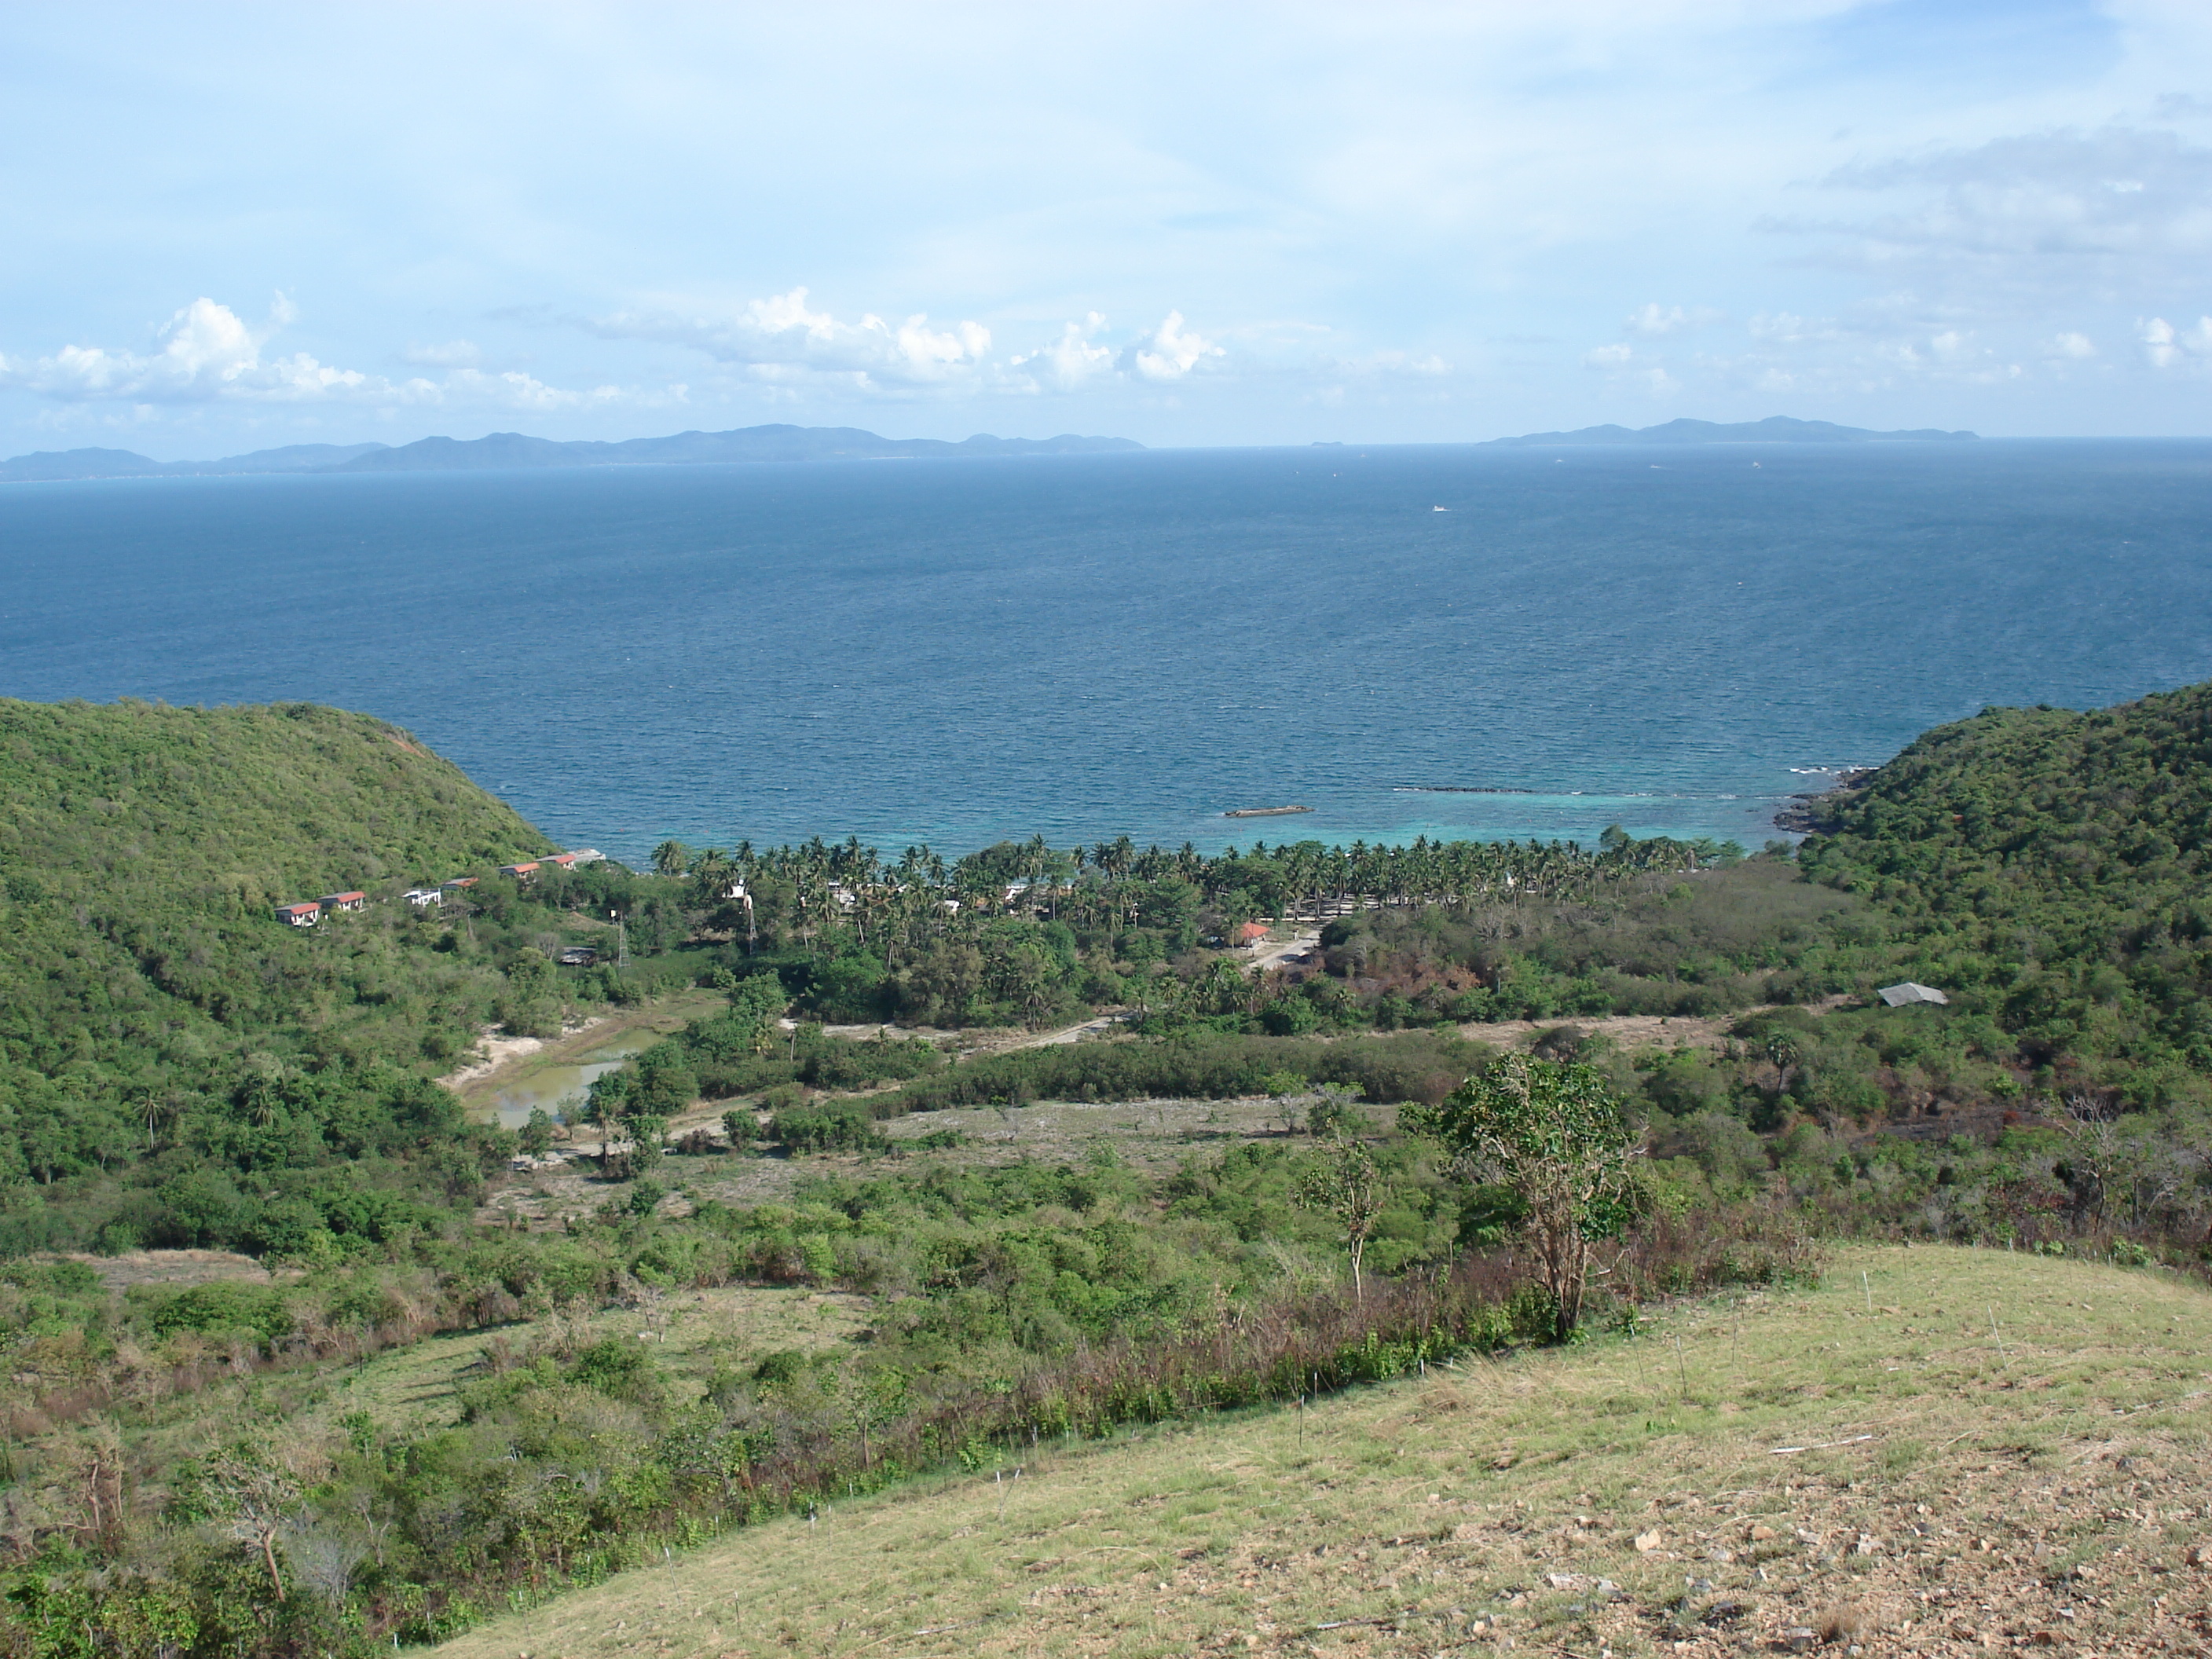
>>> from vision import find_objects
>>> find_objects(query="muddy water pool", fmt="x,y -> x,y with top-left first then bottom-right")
479,1038 -> 653,1130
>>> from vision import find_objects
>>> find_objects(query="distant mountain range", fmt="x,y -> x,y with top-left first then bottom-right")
0,424 -> 1145,483
1485,416 -> 1978,446
0,442 -> 390,482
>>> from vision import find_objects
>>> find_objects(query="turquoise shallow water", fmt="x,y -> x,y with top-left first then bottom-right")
2,439 -> 2208,861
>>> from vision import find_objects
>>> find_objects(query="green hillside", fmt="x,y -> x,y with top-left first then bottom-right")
10,687 -> 2212,1657
0,699 -> 578,1251
436,1245 -> 2212,1659
1800,681 -> 2212,1098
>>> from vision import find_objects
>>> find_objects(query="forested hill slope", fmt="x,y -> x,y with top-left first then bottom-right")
0,699 -> 551,907
0,700 -> 558,1232
1798,680 -> 2212,1084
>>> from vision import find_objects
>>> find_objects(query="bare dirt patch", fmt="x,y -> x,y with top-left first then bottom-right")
1455,994 -> 1854,1055
1456,1010 -> 1741,1051
56,1249 -> 277,1289
479,1094 -> 1336,1227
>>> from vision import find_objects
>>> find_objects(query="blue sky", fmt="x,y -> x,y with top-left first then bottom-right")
3,1 -> 2209,456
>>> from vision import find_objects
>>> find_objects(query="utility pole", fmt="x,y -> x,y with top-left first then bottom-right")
611,909 -> 628,972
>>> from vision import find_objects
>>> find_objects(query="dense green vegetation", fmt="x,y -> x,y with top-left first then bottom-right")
13,683 -> 2212,1655
668,826 -> 1750,1032
0,1111 -> 1815,1654
1799,683 -> 2212,1101
0,701 -> 745,1258
0,701 -> 541,1256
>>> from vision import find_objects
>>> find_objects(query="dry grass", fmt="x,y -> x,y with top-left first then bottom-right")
310,1286 -> 872,1440
56,1248 -> 281,1289
480,1097 -> 1345,1228
1451,995 -> 1851,1057
436,1244 -> 2212,1658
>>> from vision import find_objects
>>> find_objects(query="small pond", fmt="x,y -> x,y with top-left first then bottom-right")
479,1037 -> 654,1130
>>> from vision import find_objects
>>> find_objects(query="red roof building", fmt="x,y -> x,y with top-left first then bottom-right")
319,891 -> 368,911
1236,921 -> 1271,945
499,862 -> 541,880
276,901 -> 321,927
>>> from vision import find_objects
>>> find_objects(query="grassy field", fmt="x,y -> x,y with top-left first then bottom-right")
436,1245 -> 2212,1657
310,1285 -> 873,1441
477,1093 -> 1348,1227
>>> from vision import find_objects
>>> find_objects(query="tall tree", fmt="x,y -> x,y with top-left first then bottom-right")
1295,1129 -> 1384,1298
1403,1055 -> 1641,1342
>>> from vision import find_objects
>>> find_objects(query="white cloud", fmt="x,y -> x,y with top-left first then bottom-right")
0,295 -> 378,403
1625,302 -> 1723,335
586,287 -> 992,390
1011,313 -> 1115,390
1578,339 -> 1675,394
0,298 -> 651,412
1125,310 -> 1224,381
1748,310 -> 1829,342
2046,331 -> 2097,358
1328,349 -> 1449,376
587,293 -> 1251,397
402,339 -> 482,367
1793,126 -> 2212,293
442,368 -> 628,410
2141,314 -> 2212,368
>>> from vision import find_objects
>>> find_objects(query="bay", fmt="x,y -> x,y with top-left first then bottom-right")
2,438 -> 2207,862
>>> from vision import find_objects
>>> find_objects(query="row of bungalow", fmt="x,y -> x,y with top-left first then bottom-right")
276,849 -> 602,926
276,891 -> 364,927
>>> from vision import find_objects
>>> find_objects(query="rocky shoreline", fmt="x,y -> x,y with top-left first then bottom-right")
1771,767 -> 1874,834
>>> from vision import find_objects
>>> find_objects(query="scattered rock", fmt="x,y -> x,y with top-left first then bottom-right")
1785,1626 -> 1818,1651
1635,1529 -> 1663,1553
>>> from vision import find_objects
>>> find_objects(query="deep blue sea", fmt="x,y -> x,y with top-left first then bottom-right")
3,440 -> 2210,865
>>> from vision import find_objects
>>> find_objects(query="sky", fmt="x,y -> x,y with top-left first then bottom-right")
2,1 -> 2210,456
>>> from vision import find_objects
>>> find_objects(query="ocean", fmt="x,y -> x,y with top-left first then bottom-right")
2,439 -> 2209,864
